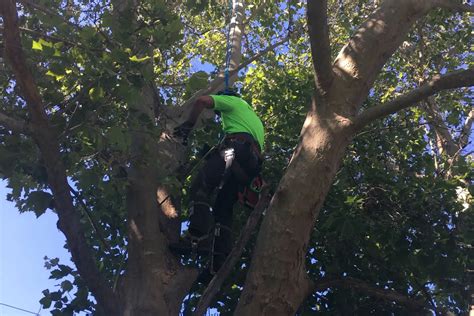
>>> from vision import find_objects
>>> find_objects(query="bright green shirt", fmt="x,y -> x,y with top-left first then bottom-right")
210,95 -> 265,150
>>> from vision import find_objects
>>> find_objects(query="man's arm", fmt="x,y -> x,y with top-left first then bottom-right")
186,96 -> 214,126
173,96 -> 214,144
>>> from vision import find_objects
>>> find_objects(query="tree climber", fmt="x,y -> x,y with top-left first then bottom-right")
172,89 -> 264,275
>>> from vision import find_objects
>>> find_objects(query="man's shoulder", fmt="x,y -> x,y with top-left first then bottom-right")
211,95 -> 247,109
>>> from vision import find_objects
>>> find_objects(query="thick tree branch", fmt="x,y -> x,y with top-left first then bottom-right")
193,186 -> 271,316
313,276 -> 428,312
307,0 -> 334,93
353,68 -> 474,131
0,111 -> 29,133
331,0 -> 435,111
1,1 -> 119,313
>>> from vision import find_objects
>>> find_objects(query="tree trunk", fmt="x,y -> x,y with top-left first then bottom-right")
120,0 -> 247,313
235,95 -> 354,314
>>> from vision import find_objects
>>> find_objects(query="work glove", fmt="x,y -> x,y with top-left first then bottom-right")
173,121 -> 194,145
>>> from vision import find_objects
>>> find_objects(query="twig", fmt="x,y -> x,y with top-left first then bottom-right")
312,276 -> 427,312
0,110 -> 29,133
69,185 -> 112,253
193,186 -> 271,315
18,0 -> 78,28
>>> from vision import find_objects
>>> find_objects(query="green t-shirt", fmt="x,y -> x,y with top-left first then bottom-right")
210,95 -> 265,150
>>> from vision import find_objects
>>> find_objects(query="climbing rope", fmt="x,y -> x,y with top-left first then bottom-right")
224,0 -> 234,92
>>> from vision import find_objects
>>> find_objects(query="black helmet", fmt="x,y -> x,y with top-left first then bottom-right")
217,88 -> 240,97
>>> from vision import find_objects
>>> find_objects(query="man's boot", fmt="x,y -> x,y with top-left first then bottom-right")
169,202 -> 213,255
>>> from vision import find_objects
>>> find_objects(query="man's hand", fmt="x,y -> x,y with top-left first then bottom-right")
173,121 -> 194,145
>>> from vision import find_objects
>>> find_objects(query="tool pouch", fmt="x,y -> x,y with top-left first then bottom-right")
238,175 -> 263,209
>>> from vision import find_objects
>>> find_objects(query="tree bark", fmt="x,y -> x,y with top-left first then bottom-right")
424,97 -> 459,157
235,96 -> 353,315
104,0 -> 198,312
120,86 -> 196,315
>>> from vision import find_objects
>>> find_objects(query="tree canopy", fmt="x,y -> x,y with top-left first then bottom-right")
0,0 -> 473,315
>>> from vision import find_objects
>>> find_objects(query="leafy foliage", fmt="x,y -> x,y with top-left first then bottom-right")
1,0 -> 472,314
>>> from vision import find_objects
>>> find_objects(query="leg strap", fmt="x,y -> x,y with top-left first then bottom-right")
210,223 -> 232,274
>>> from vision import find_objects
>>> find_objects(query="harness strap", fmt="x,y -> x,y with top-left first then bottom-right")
190,201 -> 212,211
225,133 -> 262,160
219,147 -> 235,189
210,223 -> 232,274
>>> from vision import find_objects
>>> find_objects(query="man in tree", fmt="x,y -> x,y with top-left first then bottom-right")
172,89 -> 265,274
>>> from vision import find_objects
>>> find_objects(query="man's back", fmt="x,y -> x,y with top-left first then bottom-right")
210,95 -> 265,150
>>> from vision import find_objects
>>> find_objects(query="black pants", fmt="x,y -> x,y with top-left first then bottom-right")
188,134 -> 261,266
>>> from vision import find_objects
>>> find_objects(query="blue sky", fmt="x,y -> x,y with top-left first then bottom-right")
0,180 -> 73,316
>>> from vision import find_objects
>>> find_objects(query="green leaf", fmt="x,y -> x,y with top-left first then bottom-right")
105,126 -> 130,151
129,55 -> 151,62
26,191 -> 53,217
40,296 -> 52,309
186,71 -> 208,94
89,86 -> 105,101
32,40 -> 43,51
40,289 -> 52,308
61,280 -> 73,292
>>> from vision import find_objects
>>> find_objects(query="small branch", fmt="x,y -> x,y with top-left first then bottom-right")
424,97 -> 458,157
69,186 -> 112,253
459,107 -> 474,149
307,0 -> 334,93
0,111 -> 29,133
179,34 -> 292,111
432,0 -> 474,12
193,186 -> 271,315
18,0 -> 114,50
312,276 -> 427,312
353,68 -> 474,132
9,26 -> 77,47
0,26 -> 102,52
18,0 -> 78,28
415,279 -> 439,315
